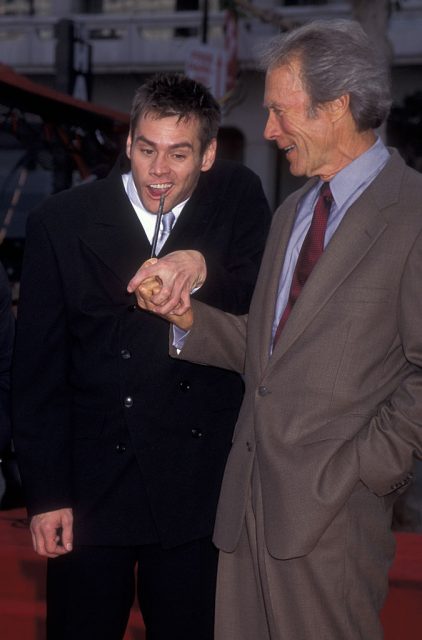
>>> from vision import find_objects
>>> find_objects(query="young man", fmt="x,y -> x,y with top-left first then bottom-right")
130,21 -> 422,640
12,73 -> 271,639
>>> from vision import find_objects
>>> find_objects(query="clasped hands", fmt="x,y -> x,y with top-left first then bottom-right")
127,250 -> 206,331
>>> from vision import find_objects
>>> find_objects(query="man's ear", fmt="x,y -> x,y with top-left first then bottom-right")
326,94 -> 350,123
125,133 -> 132,159
201,138 -> 217,172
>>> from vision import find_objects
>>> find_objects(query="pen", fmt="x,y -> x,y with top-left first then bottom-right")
150,194 -> 166,258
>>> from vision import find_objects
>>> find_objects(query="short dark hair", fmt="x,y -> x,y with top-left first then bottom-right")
259,19 -> 392,131
130,72 -> 221,152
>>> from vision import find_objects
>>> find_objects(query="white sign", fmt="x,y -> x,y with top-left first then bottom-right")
185,44 -> 228,100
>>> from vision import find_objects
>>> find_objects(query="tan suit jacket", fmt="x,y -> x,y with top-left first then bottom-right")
173,149 -> 422,560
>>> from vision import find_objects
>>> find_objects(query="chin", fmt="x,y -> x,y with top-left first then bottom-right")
288,167 -> 303,178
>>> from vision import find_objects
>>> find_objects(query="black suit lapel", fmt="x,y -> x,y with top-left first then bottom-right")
78,164 -> 222,282
78,162 -> 152,286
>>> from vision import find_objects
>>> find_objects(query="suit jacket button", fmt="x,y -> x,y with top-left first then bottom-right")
179,380 -> 191,392
191,428 -> 203,438
120,349 -> 131,359
127,304 -> 138,312
123,396 -> 133,408
258,386 -> 270,396
116,442 -> 127,453
246,441 -> 253,452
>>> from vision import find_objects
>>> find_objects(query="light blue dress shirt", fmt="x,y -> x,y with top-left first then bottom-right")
271,137 -> 391,346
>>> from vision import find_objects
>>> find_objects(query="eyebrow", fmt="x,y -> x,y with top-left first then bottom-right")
264,99 -> 283,108
134,135 -> 194,151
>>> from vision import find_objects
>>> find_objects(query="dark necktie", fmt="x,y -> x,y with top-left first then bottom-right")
273,182 -> 333,347
155,211 -> 175,254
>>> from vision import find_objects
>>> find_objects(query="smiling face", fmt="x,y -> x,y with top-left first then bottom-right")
126,113 -> 216,214
263,59 -> 341,180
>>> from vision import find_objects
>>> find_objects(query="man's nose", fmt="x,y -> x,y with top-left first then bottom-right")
263,112 -> 279,141
150,154 -> 170,175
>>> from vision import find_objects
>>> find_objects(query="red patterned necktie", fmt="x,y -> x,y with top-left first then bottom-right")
273,182 -> 333,347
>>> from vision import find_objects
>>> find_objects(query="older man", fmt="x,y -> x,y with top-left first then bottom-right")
129,20 -> 422,640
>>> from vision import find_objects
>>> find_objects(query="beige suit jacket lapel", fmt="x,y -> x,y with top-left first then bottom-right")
249,182 -> 314,375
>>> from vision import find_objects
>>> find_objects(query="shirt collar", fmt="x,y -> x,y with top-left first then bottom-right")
327,136 -> 390,209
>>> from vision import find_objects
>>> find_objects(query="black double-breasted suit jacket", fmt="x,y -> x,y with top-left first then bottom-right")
12,158 -> 271,547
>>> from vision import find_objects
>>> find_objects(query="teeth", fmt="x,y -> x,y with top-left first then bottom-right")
150,183 -> 172,189
284,145 -> 294,153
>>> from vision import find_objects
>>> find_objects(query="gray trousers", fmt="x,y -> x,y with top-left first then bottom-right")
215,464 -> 395,640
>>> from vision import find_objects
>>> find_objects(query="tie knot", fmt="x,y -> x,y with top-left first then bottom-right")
320,182 -> 333,205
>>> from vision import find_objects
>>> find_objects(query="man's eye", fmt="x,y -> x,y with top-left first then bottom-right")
172,153 -> 186,160
140,148 -> 154,156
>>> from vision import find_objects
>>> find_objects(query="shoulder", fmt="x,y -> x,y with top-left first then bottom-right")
203,159 -> 263,189
196,160 -> 268,210
27,168 -> 120,230
372,149 -> 422,224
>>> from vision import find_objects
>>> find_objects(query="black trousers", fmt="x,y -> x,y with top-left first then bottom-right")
46,537 -> 218,640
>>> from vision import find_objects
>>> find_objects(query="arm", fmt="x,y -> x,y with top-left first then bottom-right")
169,299 -> 249,375
12,211 -> 73,523
358,229 -> 422,496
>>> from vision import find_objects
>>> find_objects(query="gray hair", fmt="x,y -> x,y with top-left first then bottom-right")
259,19 -> 392,131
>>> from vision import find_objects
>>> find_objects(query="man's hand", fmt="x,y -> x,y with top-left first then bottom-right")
131,270 -> 194,331
127,250 -> 206,317
30,508 -> 73,558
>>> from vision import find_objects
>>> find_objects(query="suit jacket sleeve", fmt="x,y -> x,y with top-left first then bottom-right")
358,227 -> 422,496
171,300 -> 248,374
12,211 -> 73,514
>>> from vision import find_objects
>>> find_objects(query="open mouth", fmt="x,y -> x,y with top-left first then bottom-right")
283,145 -> 295,156
148,183 -> 173,198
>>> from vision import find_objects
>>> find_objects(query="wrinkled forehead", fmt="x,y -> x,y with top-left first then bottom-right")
264,61 -> 308,106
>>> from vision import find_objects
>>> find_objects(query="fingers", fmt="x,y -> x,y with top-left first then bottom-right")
127,250 -> 205,319
127,258 -> 158,293
168,308 -> 194,331
128,251 -> 206,304
60,511 -> 74,553
135,276 -> 162,309
30,509 -> 73,558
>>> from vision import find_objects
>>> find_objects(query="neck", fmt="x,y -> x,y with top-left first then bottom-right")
319,129 -> 377,182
